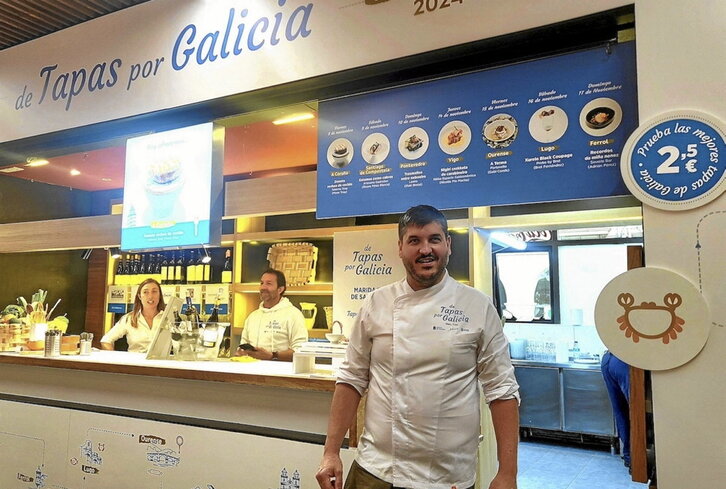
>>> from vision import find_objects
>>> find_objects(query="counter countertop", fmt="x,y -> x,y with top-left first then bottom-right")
0,350 -> 337,392
512,359 -> 602,370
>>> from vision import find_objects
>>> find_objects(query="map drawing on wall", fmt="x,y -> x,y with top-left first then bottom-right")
0,399 -> 354,489
695,209 -> 726,328
595,267 -> 711,370
620,109 -> 726,211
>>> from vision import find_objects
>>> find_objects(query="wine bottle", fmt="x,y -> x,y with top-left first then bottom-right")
221,249 -> 232,284
185,293 -> 199,327
201,249 -> 211,283
174,251 -> 184,284
186,249 -> 197,284
195,249 -> 205,284
140,253 -> 148,277
160,253 -> 169,284
208,291 -> 220,323
154,253 -> 163,283
122,254 -> 131,286
133,254 -> 141,284
115,253 -> 124,285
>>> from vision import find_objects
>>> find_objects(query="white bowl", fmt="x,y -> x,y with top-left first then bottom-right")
325,333 -> 345,344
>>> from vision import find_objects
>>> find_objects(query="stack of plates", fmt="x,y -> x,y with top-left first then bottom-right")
296,341 -> 347,358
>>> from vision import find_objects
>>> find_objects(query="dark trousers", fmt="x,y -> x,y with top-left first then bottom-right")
344,460 -> 474,489
601,351 -> 631,465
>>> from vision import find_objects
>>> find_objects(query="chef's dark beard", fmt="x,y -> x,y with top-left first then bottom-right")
404,254 -> 449,288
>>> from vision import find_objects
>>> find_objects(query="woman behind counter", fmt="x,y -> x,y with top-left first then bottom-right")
101,278 -> 166,353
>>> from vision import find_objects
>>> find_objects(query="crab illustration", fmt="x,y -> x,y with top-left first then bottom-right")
616,292 -> 685,344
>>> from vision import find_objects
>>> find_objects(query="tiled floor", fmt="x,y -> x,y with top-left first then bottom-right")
518,440 -> 648,489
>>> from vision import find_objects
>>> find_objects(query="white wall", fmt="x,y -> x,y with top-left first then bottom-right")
635,1 -> 726,487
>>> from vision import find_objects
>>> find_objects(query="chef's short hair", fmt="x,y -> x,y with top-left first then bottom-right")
262,268 -> 287,294
398,205 -> 449,239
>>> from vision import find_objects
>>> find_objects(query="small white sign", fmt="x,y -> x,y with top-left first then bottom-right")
594,267 -> 711,370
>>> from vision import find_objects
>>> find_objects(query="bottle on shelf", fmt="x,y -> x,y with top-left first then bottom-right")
201,248 -> 211,284
174,250 -> 184,285
208,292 -> 220,323
186,249 -> 197,284
132,254 -> 141,284
221,248 -> 233,284
154,253 -> 163,283
140,253 -> 148,278
160,253 -> 169,284
115,253 -> 125,285
122,254 -> 132,285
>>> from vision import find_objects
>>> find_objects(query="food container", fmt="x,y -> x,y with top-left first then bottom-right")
44,330 -> 60,357
61,334 -> 80,354
79,332 -> 93,355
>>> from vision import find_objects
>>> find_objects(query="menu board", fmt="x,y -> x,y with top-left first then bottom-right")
317,42 -> 637,218
121,123 -> 223,251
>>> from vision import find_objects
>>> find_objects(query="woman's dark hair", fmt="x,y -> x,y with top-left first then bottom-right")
130,278 -> 165,328
262,268 -> 287,295
398,205 -> 449,239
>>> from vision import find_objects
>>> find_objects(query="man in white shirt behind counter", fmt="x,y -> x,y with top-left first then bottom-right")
234,268 -> 308,362
316,205 -> 520,489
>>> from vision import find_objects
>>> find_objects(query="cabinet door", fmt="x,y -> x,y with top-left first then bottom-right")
562,369 -> 615,435
514,366 -> 561,430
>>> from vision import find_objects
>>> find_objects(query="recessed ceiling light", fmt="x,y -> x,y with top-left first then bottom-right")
101,178 -> 112,182
272,112 -> 315,125
25,158 -> 49,167
70,169 -> 81,176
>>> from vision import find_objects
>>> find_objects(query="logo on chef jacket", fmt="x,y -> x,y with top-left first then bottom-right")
432,305 -> 471,332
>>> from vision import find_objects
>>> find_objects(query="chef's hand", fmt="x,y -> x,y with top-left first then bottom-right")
315,453 -> 343,489
246,346 -> 273,360
488,472 -> 517,489
233,347 -> 248,357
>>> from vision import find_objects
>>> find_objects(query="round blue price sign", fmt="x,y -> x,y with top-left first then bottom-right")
621,110 -> 726,210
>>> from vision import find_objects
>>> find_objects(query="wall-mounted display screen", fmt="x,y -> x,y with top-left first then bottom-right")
120,123 -> 223,251
316,42 -> 637,218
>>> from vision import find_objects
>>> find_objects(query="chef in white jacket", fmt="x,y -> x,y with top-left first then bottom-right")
235,269 -> 308,362
316,205 -> 520,489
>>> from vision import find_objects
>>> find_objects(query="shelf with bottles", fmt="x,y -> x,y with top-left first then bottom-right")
112,247 -> 235,287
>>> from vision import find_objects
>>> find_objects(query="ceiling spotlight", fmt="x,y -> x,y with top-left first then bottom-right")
70,169 -> 81,176
272,112 -> 315,125
25,157 -> 49,167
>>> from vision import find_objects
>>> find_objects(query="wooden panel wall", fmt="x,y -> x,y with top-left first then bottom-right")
0,215 -> 121,253
85,249 -> 109,347
626,245 -> 649,484
225,171 -> 316,217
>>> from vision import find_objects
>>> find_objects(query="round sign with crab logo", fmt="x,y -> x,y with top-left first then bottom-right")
594,267 -> 711,370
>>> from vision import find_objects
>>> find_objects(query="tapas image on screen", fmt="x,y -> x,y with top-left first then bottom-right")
579,97 -> 623,137
438,120 -> 472,155
398,127 -> 430,160
482,113 -> 519,149
361,132 -> 391,165
528,106 -> 569,143
327,138 -> 354,168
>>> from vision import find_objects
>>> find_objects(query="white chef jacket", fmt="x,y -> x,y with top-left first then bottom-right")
241,297 -> 308,352
101,311 -> 163,353
337,272 -> 519,489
